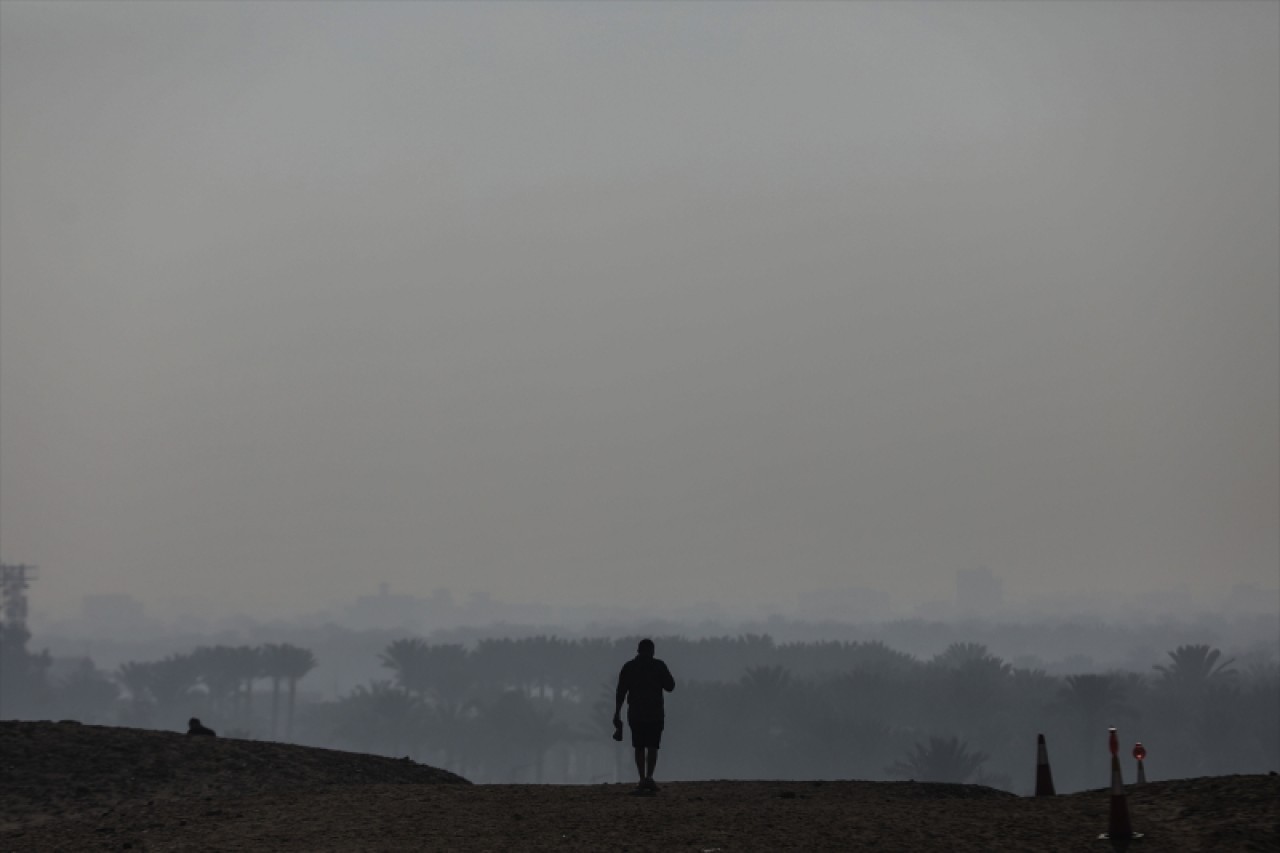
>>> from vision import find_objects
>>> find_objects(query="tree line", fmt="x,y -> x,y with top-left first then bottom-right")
3,637 -> 315,741
4,629 -> 1276,792
328,636 -> 1274,791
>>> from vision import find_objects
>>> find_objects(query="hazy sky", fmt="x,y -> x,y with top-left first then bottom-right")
2,1 -> 1277,620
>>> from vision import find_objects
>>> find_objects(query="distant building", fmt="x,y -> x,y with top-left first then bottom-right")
344,583 -> 425,630
955,567 -> 1003,617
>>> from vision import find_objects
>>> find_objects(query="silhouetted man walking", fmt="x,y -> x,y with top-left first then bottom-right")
613,638 -> 675,792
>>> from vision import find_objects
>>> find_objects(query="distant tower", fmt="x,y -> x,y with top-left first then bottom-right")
0,563 -> 37,630
955,566 -> 1003,617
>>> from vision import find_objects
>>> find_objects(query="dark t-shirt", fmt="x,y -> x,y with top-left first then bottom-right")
616,656 -> 675,723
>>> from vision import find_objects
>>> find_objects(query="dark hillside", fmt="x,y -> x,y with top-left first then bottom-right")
0,721 -> 466,829
1,721 -> 1275,851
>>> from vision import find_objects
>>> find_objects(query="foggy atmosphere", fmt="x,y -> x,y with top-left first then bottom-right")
1,1 -> 1277,843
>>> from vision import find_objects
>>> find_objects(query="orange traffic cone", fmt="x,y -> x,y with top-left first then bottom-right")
1099,727 -> 1143,842
1035,733 -> 1056,796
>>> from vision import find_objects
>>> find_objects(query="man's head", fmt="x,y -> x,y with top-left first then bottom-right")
637,638 -> 655,658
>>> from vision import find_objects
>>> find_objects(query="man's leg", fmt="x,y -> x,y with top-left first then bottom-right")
633,747 -> 646,783
644,747 -> 658,783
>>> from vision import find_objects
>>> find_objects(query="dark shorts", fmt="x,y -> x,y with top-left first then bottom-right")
629,719 -> 664,750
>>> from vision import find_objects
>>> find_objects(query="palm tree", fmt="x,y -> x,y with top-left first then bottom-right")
886,735 -> 989,783
148,654 -> 202,728
933,647 -> 1012,748
259,643 -> 296,740
422,643 -> 473,709
424,697 -> 476,773
54,659 -> 120,724
590,681 -> 624,782
190,646 -> 229,715
1153,644 -> 1240,772
0,622 -> 51,718
231,645 -> 262,725
739,664 -> 793,697
477,690 -> 571,782
380,638 -> 433,697
1056,673 -> 1136,733
845,640 -> 918,674
738,665 -> 793,722
116,660 -> 156,724
275,644 -> 317,741
931,642 -> 1002,671
332,681 -> 424,757
1154,645 -> 1237,693
788,692 -> 896,779
191,645 -> 259,728
1052,672 -> 1140,788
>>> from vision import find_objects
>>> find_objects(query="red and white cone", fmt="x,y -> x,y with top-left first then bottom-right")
1132,742 -> 1147,784
1099,727 -> 1143,841
1035,733 -> 1056,797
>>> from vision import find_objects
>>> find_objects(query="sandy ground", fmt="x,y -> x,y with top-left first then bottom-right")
2,722 -> 1276,852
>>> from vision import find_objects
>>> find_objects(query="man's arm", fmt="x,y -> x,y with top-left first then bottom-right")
661,661 -> 675,693
613,664 -> 628,723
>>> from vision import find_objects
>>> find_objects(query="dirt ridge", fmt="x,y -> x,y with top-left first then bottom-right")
0,721 -> 467,829
2,721 -> 1275,851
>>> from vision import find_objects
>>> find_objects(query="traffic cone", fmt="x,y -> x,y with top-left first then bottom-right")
1035,733 -> 1056,796
1132,742 -> 1147,784
1099,727 -> 1143,842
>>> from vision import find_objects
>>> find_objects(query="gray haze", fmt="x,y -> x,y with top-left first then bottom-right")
2,1 -> 1277,622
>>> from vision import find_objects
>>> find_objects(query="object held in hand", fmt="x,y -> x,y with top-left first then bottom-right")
612,720 -> 623,741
